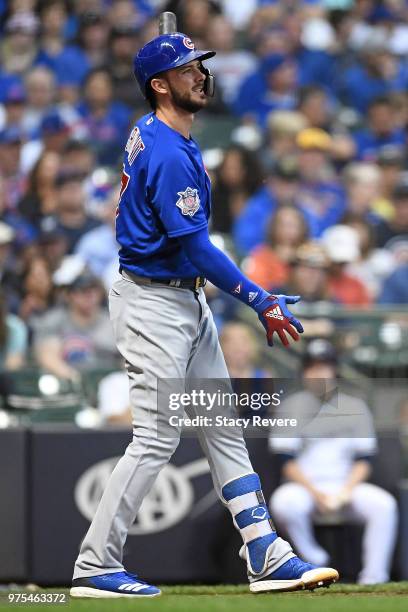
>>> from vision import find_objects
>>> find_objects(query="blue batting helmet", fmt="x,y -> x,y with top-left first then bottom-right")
133,32 -> 215,95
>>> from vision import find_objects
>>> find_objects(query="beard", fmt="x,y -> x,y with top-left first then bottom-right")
168,82 -> 207,113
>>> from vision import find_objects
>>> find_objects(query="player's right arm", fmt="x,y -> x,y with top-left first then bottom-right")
178,227 -> 304,347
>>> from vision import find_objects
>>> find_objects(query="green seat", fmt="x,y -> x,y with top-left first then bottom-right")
80,366 -> 121,409
6,368 -> 84,424
192,115 -> 239,149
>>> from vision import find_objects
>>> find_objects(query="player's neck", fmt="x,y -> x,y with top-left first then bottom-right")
155,106 -> 193,140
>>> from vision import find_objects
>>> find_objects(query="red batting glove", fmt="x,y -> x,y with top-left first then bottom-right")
256,294 -> 304,347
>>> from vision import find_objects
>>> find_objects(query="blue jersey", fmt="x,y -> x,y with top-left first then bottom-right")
116,112 -> 211,278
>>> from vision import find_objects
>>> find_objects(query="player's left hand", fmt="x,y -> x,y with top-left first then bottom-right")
256,294 -> 304,347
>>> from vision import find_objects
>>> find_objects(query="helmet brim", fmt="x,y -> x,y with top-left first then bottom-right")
161,49 -> 216,74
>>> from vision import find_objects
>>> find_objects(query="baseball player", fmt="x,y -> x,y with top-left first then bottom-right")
270,339 -> 398,584
70,18 -> 338,598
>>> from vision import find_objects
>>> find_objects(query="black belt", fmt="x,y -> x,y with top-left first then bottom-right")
151,276 -> 206,290
122,269 -> 206,290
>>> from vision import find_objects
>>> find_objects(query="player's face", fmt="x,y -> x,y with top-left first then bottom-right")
302,363 -> 337,399
166,60 -> 207,113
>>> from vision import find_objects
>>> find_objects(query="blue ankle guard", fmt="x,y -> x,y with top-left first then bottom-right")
222,473 -> 277,575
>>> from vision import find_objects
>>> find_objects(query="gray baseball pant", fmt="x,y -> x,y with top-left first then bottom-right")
73,273 -> 293,580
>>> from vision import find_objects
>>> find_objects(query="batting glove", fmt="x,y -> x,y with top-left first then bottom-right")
254,294 -> 304,347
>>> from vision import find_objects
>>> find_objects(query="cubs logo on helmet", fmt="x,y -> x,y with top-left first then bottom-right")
183,37 -> 195,50
133,32 -> 215,95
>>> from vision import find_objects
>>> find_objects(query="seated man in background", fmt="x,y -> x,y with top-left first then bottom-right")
269,339 -> 398,584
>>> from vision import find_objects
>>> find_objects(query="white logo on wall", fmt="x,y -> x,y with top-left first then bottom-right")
74,457 -> 212,534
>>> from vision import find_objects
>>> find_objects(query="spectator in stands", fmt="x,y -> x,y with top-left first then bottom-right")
283,10 -> 336,91
377,264 -> 408,305
269,339 -> 398,584
1,11 -> 39,77
233,156 -> 301,255
233,53 -> 298,128
62,139 -> 95,178
18,255 -> 54,328
40,168 -> 100,253
33,263 -> 119,381
107,0 -> 149,30
353,96 -> 406,161
211,145 -> 264,235
375,175 -> 408,248
296,128 -> 346,237
22,66 -> 56,137
342,162 -> 382,223
36,0 -> 90,90
297,85 -> 355,162
37,0 -> 69,61
220,321 -> 271,380
178,0 -> 218,42
297,85 -> 332,131
375,147 -> 405,221
377,237 -> 408,305
108,24 -> 143,109
76,11 -> 110,69
37,227 -> 68,273
0,125 -> 27,214
244,204 -> 308,292
18,150 -> 61,228
338,45 -> 408,115
0,288 -> 27,371
277,241 -> 332,304
77,67 -> 131,166
0,82 -> 26,131
0,221 -> 20,309
321,224 -> 372,306
237,129 -> 337,254
19,108 -> 72,175
74,183 -> 119,277
40,109 -> 72,154
262,110 -> 308,170
205,14 -> 257,106
343,215 -> 396,301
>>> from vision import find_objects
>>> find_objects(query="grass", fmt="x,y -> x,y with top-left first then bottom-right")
1,583 -> 408,612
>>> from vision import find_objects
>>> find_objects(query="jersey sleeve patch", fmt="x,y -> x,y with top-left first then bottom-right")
125,126 -> 145,165
176,187 -> 200,217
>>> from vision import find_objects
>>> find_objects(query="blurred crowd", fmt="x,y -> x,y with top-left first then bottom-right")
0,0 -> 408,377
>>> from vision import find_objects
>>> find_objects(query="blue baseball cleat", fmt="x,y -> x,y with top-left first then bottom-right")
70,571 -> 161,598
249,556 -> 339,593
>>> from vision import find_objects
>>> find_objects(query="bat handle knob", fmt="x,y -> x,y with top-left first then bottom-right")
159,11 -> 177,35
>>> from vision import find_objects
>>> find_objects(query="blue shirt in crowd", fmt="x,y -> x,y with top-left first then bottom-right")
233,182 -> 345,255
353,127 -> 406,161
76,100 -> 131,166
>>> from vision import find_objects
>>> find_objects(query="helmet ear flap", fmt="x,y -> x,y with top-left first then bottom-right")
204,72 -> 215,97
198,63 -> 215,97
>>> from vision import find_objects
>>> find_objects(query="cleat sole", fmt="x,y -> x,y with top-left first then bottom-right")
70,587 -> 161,599
250,568 -> 339,593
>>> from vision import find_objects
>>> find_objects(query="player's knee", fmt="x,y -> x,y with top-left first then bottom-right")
367,488 -> 398,518
377,490 -> 398,517
270,485 -> 308,520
